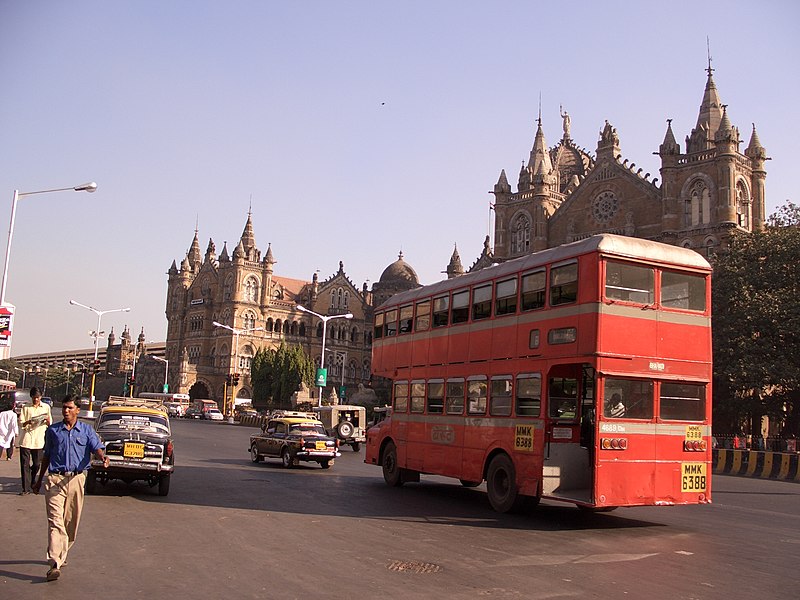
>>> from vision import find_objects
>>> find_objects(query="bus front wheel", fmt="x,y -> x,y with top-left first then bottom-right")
382,441 -> 404,487
486,454 -> 531,513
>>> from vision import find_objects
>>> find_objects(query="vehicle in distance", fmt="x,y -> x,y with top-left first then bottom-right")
314,404 -> 367,452
87,396 -> 174,496
249,411 -> 340,469
205,408 -> 224,421
185,406 -> 203,419
163,401 -> 185,418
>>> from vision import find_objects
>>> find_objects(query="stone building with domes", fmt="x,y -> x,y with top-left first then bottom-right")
459,63 -> 768,273
371,251 -> 421,307
162,213 -> 377,408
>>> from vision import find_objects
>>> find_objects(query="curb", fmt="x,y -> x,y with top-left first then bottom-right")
712,449 -> 800,482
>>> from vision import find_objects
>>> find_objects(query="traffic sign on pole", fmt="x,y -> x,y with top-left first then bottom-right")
163,383 -> 169,393
315,368 -> 327,387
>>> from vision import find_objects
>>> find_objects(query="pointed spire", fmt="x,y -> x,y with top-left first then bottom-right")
528,118 -> 552,176
188,228 -> 201,268
494,169 -> 510,194
745,123 -> 767,160
240,212 -> 256,258
180,255 -> 191,272
138,327 -> 146,344
687,62 -> 723,152
233,239 -> 245,260
659,119 -> 680,155
446,244 -> 464,279
168,259 -> 178,275
219,241 -> 230,262
264,242 -> 275,265
714,104 -> 739,144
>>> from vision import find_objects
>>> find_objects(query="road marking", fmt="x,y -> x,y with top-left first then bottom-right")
493,553 -> 658,567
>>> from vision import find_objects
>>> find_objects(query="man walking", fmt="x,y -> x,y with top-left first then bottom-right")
0,398 -> 18,459
18,387 -> 51,493
32,395 -> 109,582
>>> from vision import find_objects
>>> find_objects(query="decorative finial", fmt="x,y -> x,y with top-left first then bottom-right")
537,92 -> 542,126
706,37 -> 714,76
248,194 -> 253,216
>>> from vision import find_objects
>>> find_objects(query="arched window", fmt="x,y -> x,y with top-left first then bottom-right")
244,276 -> 259,303
343,291 -> 349,309
362,360 -> 371,380
299,322 -> 306,337
688,181 -> 710,227
290,321 -> 298,336
243,312 -> 256,330
736,181 -> 750,228
283,320 -> 289,334
316,323 -> 323,338
330,291 -> 337,308
239,345 -> 254,371
219,344 -> 229,367
266,317 -> 274,332
274,319 -> 282,335
511,214 -> 530,255
223,275 -> 234,301
351,326 -> 358,343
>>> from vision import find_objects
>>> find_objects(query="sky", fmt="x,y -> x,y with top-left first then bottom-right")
1,0 -> 797,357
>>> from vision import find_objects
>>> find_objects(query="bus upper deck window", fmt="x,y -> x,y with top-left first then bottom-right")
415,300 -> 430,331
605,261 -> 654,304
384,309 -> 398,337
432,296 -> 449,328
452,290 -> 470,324
495,278 -> 518,316
521,270 -> 546,311
661,271 -> 706,312
373,313 -> 384,340
472,284 -> 492,321
398,305 -> 413,334
550,262 -> 578,306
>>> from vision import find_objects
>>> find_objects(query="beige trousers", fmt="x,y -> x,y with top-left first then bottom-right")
44,472 -> 86,568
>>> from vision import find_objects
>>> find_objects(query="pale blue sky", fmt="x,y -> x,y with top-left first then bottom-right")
1,1 -> 797,356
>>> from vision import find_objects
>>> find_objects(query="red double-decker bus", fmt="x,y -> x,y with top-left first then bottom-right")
365,234 -> 712,512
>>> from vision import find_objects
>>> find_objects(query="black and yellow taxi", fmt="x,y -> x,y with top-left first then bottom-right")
249,411 -> 340,469
88,396 -> 175,496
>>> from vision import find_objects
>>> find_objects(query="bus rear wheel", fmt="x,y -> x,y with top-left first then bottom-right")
486,454 -> 531,513
382,441 -> 404,487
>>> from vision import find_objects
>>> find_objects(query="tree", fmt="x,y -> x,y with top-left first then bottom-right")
251,343 -> 315,410
712,201 -> 800,436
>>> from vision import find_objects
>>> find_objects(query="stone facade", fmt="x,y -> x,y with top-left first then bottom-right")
164,213 -> 376,406
486,65 -> 767,267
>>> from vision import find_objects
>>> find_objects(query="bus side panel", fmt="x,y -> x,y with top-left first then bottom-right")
468,323 -> 492,363
405,417 -> 426,472
461,419 -> 490,483
448,327 -> 469,364
656,321 -> 712,374
394,336 -> 412,369
512,421 -> 545,497
429,331 -> 448,366
597,313 -> 659,359
411,331 -> 430,367
423,420 -> 464,479
491,317 -> 517,360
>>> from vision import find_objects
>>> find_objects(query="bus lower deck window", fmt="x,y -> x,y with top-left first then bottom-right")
515,374 -> 541,417
446,380 -> 465,414
427,381 -> 444,414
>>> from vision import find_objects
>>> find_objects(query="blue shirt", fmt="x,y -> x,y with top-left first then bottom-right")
43,420 -> 104,473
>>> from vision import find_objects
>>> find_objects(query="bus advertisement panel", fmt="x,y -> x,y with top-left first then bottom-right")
365,234 -> 713,513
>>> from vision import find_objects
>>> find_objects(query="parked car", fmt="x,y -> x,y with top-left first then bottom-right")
205,408 -> 224,421
41,396 -> 53,407
87,396 -> 175,496
314,405 -> 367,452
249,411 -> 340,468
163,401 -> 185,418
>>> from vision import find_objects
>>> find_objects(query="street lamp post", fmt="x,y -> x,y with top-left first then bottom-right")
296,305 -> 353,407
69,300 -> 130,412
13,366 -> 25,388
212,321 -> 264,419
152,356 -> 169,393
1,182 -> 97,359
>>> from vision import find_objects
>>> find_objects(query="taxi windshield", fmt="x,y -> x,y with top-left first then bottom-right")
289,423 -> 326,436
97,413 -> 170,435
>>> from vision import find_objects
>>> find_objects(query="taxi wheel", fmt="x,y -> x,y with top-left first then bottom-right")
281,448 -> 294,469
158,474 -> 171,497
250,445 -> 262,463
382,441 -> 403,487
320,460 -> 332,469
351,442 -> 361,452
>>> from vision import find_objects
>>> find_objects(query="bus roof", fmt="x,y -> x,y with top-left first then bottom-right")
377,234 -> 712,310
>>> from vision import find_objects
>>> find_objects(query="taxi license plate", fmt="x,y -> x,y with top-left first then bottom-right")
315,441 -> 327,451
681,462 -> 707,492
123,442 -> 145,459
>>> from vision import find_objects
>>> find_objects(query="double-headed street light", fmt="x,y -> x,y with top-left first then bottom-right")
212,321 -> 264,417
295,305 -> 353,407
152,356 -> 169,393
13,366 -> 26,388
1,182 -> 97,359
69,300 -> 130,412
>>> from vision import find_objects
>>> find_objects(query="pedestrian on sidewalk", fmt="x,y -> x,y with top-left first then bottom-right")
0,398 -> 18,460
32,395 -> 109,582
18,387 -> 51,493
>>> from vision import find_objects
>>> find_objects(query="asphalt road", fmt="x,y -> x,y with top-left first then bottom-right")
1,418 -> 799,599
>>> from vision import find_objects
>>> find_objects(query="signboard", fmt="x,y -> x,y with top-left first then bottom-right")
163,383 -> 169,393
0,304 -> 14,347
315,368 -> 327,387
339,385 -> 346,399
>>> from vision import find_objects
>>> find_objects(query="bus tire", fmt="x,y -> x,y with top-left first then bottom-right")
382,441 -> 404,487
486,454 -> 529,513
460,479 -> 481,488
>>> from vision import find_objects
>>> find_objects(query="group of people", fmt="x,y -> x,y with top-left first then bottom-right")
0,388 -> 108,582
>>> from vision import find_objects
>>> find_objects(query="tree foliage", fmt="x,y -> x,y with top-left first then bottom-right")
251,343 -> 315,410
712,201 -> 800,434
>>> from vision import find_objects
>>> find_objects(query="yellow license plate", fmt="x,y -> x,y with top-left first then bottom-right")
123,442 -> 145,459
315,441 -> 327,451
681,462 -> 707,492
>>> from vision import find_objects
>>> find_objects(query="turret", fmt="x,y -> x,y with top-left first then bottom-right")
745,124 -> 769,231
446,244 -> 464,279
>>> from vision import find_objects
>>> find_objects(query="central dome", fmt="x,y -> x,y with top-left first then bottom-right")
379,251 -> 419,285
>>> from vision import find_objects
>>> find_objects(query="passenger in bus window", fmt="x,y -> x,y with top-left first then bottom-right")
605,393 -> 626,418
